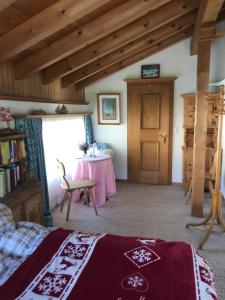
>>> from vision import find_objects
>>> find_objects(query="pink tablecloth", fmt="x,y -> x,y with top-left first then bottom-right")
73,154 -> 116,206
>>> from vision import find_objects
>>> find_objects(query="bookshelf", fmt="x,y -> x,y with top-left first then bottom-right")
0,132 -> 27,197
0,131 -> 44,224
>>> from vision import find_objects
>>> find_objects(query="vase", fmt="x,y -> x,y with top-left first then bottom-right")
83,150 -> 87,157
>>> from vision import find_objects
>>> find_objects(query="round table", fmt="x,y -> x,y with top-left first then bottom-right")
73,154 -> 116,206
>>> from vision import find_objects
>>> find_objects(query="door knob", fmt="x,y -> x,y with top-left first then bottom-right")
159,132 -> 168,143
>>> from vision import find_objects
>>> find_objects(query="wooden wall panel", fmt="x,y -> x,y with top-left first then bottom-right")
0,63 -> 84,104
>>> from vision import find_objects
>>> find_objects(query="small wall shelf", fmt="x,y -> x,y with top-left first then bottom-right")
13,112 -> 93,119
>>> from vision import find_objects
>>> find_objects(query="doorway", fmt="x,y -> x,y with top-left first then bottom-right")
127,79 -> 175,184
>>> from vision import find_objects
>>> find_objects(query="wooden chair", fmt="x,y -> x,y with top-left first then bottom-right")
184,152 -> 217,204
56,159 -> 98,221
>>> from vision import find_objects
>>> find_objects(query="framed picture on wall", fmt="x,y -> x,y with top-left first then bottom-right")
97,93 -> 121,125
141,64 -> 160,78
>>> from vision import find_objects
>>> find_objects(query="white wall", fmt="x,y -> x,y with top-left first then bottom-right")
86,37 -> 217,181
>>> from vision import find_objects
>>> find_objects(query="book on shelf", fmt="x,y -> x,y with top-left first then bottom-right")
0,169 -> 6,197
0,142 -> 10,164
0,140 -> 26,165
0,163 -> 26,197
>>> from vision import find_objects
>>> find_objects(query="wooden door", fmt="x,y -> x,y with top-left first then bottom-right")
127,79 -> 175,184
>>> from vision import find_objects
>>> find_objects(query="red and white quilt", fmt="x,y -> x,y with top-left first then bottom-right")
0,229 -> 217,300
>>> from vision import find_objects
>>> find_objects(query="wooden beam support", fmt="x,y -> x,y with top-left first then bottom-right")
41,0 -> 198,84
191,0 -> 224,55
61,13 -> 196,87
0,0 -> 17,12
74,28 -> 192,90
191,40 -> 211,217
202,0 -> 225,22
0,0 -> 114,62
14,0 -> 172,78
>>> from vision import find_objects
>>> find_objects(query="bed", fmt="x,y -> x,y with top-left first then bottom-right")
0,204 -> 218,300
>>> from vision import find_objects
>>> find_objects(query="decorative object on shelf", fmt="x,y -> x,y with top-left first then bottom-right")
79,142 -> 89,156
141,64 -> 160,78
97,93 -> 120,125
186,85 -> 225,249
30,109 -> 47,115
55,104 -> 68,114
0,107 -> 14,134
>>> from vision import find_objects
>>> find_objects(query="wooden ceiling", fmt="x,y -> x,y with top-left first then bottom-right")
0,0 -> 224,89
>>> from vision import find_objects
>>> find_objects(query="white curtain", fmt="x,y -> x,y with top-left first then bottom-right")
42,116 -> 85,210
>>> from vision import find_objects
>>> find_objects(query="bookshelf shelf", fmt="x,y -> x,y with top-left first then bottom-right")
0,132 -> 27,142
0,159 -> 26,167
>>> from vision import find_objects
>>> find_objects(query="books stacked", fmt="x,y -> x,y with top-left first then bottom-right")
0,140 -> 26,165
0,139 -> 26,197
0,163 -> 26,197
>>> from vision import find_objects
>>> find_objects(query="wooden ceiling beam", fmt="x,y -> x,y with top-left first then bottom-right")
191,0 -> 224,55
14,0 -> 172,78
202,0 -> 225,22
41,0 -> 198,84
0,0 -> 17,12
74,28 -> 192,90
0,0 -> 114,62
61,12 -> 196,87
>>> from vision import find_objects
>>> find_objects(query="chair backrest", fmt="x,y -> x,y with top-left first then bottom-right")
56,159 -> 70,190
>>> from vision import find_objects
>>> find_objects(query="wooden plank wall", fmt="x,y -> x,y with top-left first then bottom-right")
0,62 -> 85,104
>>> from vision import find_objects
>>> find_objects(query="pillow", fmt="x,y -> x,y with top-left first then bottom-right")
0,251 -> 12,278
96,143 -> 110,150
0,222 -> 50,258
0,251 -> 24,286
0,204 -> 15,235
97,148 -> 114,157
16,221 -> 49,234
0,231 -> 32,257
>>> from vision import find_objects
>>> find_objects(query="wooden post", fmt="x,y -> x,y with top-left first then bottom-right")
191,40 -> 211,217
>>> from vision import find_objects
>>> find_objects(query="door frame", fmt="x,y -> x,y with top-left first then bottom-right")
126,78 -> 177,184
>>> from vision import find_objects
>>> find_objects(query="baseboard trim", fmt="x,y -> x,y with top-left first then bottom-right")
116,180 -> 183,185
116,179 -> 128,183
172,182 -> 183,186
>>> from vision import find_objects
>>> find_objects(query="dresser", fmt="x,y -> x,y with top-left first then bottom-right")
182,93 -> 218,186
1,181 -> 44,225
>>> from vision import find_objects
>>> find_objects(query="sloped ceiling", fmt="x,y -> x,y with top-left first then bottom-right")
0,0 -> 224,89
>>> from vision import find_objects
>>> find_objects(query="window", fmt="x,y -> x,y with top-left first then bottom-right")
42,116 -> 85,209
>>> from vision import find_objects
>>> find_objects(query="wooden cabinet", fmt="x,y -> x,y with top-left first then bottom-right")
182,93 -> 219,185
1,181 -> 44,225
